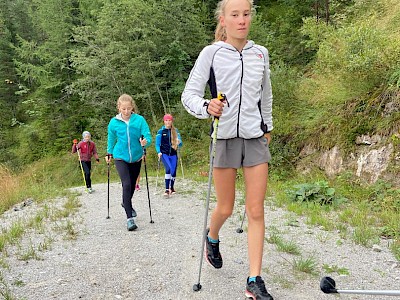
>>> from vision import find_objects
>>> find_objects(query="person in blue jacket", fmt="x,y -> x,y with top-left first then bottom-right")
106,94 -> 152,231
155,114 -> 182,196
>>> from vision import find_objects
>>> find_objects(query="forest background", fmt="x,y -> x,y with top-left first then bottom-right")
1,0 -> 400,262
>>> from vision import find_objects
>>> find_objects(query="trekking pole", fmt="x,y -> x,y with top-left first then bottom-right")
141,136 -> 154,223
154,158 -> 160,195
236,209 -> 246,233
320,276 -> 400,296
75,142 -> 88,191
178,147 -> 185,179
193,92 -> 226,292
106,155 -> 111,219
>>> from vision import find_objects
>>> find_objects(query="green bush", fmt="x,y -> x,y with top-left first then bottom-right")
286,180 -> 347,205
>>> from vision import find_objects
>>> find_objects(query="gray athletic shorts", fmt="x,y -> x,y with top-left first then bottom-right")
211,137 -> 271,168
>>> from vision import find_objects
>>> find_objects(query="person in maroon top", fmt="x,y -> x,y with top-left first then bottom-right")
72,131 -> 100,193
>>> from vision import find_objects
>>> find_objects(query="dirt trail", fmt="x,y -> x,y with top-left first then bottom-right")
2,178 -> 399,299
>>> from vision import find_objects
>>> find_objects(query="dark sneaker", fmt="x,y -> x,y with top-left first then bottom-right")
163,189 -> 170,197
245,276 -> 273,300
170,188 -> 176,194
204,230 -> 223,269
127,218 -> 138,231
121,203 -> 137,218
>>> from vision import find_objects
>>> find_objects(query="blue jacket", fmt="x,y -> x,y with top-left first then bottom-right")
155,126 -> 182,156
107,113 -> 152,163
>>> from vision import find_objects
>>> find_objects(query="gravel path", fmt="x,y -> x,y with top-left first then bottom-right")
2,177 -> 400,300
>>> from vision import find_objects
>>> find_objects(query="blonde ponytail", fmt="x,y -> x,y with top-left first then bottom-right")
214,23 -> 227,42
171,124 -> 178,150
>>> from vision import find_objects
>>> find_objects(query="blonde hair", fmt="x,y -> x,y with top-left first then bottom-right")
214,0 -> 255,42
171,124 -> 178,150
117,93 -> 138,113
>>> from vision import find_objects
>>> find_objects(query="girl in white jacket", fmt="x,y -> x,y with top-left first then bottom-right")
182,0 -> 273,299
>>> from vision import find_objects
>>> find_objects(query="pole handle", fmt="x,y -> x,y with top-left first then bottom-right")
214,92 -> 226,121
141,135 -> 146,156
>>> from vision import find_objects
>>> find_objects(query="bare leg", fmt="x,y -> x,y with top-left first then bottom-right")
208,167 -> 236,240
243,163 -> 268,277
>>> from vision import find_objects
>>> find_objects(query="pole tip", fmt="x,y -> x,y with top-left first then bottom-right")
193,283 -> 202,292
150,220 -> 154,223
320,276 -> 338,294
236,228 -> 243,233
106,216 -> 110,219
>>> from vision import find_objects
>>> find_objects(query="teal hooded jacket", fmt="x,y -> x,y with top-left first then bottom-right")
107,113 -> 152,163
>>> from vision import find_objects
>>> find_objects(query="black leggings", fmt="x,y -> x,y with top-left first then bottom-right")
80,161 -> 92,188
114,159 -> 142,218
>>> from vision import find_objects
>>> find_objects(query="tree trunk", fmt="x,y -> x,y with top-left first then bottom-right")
325,0 -> 330,25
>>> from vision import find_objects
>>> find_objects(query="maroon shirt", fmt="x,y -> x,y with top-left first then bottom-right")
72,141 -> 99,162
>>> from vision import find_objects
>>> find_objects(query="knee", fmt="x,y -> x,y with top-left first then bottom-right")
121,180 -> 132,189
246,206 -> 264,222
215,206 -> 233,220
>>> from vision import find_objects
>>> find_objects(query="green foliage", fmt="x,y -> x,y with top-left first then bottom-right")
0,13 -> 19,163
292,255 -> 318,275
391,240 -> 400,261
322,264 -> 350,275
256,0 -> 317,65
267,62 -> 305,177
267,233 -> 301,255
293,0 -> 400,151
70,0 -> 209,133
286,180 -> 347,205
366,180 -> 400,213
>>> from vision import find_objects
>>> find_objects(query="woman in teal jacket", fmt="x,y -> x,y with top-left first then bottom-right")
106,94 -> 152,231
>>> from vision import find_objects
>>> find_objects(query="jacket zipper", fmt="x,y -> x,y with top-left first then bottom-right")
237,52 -> 244,137
126,121 -> 132,162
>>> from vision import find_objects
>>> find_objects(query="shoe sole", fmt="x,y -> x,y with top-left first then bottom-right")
203,241 -> 223,269
245,289 -> 273,300
127,225 -> 138,231
244,290 -> 255,299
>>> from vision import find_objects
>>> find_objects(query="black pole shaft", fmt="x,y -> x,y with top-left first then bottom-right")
237,210 -> 246,233
143,154 -> 154,223
141,137 -> 154,224
106,162 -> 110,219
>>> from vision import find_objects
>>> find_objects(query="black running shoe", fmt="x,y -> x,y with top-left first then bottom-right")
245,276 -> 273,300
204,230 -> 223,269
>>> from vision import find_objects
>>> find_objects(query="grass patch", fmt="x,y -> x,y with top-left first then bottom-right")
266,232 -> 301,255
17,243 -> 42,261
292,255 -> 318,275
270,172 -> 400,260
0,271 -> 17,300
322,264 -> 350,276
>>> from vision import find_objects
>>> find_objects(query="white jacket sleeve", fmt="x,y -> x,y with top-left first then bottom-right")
261,47 -> 273,132
181,46 -> 215,119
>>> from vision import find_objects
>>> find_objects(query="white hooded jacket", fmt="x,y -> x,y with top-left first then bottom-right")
181,40 -> 273,139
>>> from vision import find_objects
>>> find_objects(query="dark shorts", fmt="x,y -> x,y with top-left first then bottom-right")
212,137 -> 271,168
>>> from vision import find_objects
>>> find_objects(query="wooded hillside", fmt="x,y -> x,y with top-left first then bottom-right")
1,0 -> 399,183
